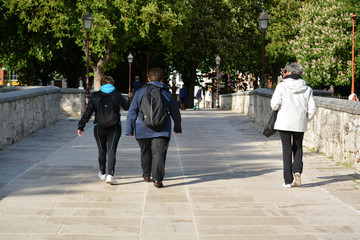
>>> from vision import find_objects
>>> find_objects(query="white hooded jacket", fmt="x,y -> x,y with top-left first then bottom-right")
271,76 -> 317,132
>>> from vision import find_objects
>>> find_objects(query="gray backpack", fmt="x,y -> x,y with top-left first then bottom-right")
140,85 -> 168,129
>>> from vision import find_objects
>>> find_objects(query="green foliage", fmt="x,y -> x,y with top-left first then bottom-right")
2,0 -> 191,88
227,0 -> 264,75
265,0 -> 303,78
2,0 -> 360,94
289,0 -> 353,88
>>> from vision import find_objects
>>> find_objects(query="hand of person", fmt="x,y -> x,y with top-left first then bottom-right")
175,132 -> 181,135
78,130 -> 84,137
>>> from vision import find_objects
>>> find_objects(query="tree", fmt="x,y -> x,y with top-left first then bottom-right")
226,0 -> 264,76
343,0 -> 360,94
289,0 -> 353,89
168,0 -> 264,107
0,1 -> 85,86
265,0 -> 304,86
4,0 -> 191,90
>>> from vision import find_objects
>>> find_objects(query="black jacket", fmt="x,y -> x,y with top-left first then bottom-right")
78,91 -> 130,131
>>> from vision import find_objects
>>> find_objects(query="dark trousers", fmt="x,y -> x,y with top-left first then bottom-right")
136,137 -> 170,182
279,131 -> 304,184
93,123 -> 121,176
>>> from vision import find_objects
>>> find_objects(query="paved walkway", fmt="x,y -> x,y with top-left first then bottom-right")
1,110 -> 360,240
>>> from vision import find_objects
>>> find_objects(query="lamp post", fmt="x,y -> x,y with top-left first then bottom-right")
215,55 -> 221,109
128,53 -> 134,100
82,9 -> 94,110
351,15 -> 357,99
258,10 -> 270,88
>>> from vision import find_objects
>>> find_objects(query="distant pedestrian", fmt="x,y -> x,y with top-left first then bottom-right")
77,76 -> 130,185
179,85 -> 187,110
125,68 -> 182,188
196,88 -> 202,110
133,76 -> 142,95
271,62 -> 317,188
205,87 -> 212,108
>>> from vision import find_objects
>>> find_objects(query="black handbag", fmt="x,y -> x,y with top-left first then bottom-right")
263,111 -> 278,137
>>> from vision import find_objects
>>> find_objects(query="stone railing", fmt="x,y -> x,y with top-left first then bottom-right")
220,89 -> 360,170
60,88 -> 85,117
0,86 -> 85,149
0,86 -> 132,149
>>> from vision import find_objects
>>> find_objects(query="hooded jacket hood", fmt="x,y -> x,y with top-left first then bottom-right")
100,84 -> 116,94
283,75 -> 308,94
146,81 -> 169,90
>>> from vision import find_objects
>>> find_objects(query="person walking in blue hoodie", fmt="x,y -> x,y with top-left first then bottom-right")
78,76 -> 130,185
125,68 -> 182,188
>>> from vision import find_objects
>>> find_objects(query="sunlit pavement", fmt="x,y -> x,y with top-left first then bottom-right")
0,110 -> 360,240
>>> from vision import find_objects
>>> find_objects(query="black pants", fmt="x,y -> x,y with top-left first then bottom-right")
279,131 -> 304,184
94,123 -> 121,176
136,137 -> 170,182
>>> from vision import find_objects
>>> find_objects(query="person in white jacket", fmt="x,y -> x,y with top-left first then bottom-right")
205,87 -> 212,108
271,62 -> 317,188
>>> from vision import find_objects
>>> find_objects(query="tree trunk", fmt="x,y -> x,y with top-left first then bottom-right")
93,66 -> 105,91
89,43 -> 112,91
183,62 -> 198,109
26,69 -> 31,86
271,63 -> 281,89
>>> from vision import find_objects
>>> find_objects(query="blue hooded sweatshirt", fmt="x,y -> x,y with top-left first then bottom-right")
100,84 -> 116,94
125,81 -> 182,139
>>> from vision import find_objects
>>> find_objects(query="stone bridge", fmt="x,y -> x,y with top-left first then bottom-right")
1,86 -> 359,170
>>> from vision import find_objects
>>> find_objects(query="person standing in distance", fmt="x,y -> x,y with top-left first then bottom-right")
125,68 -> 182,188
77,76 -> 130,185
195,88 -> 202,110
133,76 -> 142,95
179,85 -> 187,110
205,86 -> 212,108
271,62 -> 317,188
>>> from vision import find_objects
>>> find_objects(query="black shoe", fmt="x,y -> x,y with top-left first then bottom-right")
153,181 -> 163,188
143,176 -> 150,182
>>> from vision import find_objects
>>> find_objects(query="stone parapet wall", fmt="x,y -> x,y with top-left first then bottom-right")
0,87 -> 62,148
306,97 -> 360,168
60,88 -> 85,117
0,87 -> 131,149
0,87 -> 86,149
219,91 -> 251,115
220,89 -> 360,170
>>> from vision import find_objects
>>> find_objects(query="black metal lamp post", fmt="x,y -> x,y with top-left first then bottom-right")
127,53 -> 134,100
82,10 -> 94,110
215,55 -> 221,109
258,10 -> 270,88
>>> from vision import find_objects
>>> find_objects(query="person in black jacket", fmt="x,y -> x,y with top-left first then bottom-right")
78,76 -> 130,185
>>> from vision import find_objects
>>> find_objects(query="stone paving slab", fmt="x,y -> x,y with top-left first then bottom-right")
0,111 -> 360,239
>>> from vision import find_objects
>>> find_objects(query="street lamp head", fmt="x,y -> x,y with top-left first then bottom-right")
82,9 -> 94,31
128,53 -> 134,63
215,55 -> 221,66
258,10 -> 270,31
352,14 -> 357,20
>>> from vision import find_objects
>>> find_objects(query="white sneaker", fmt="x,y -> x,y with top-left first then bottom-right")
282,183 -> 292,188
98,172 -> 107,180
105,175 -> 118,185
294,173 -> 301,187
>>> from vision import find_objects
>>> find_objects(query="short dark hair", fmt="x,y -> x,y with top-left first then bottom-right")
148,68 -> 163,82
100,76 -> 115,86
